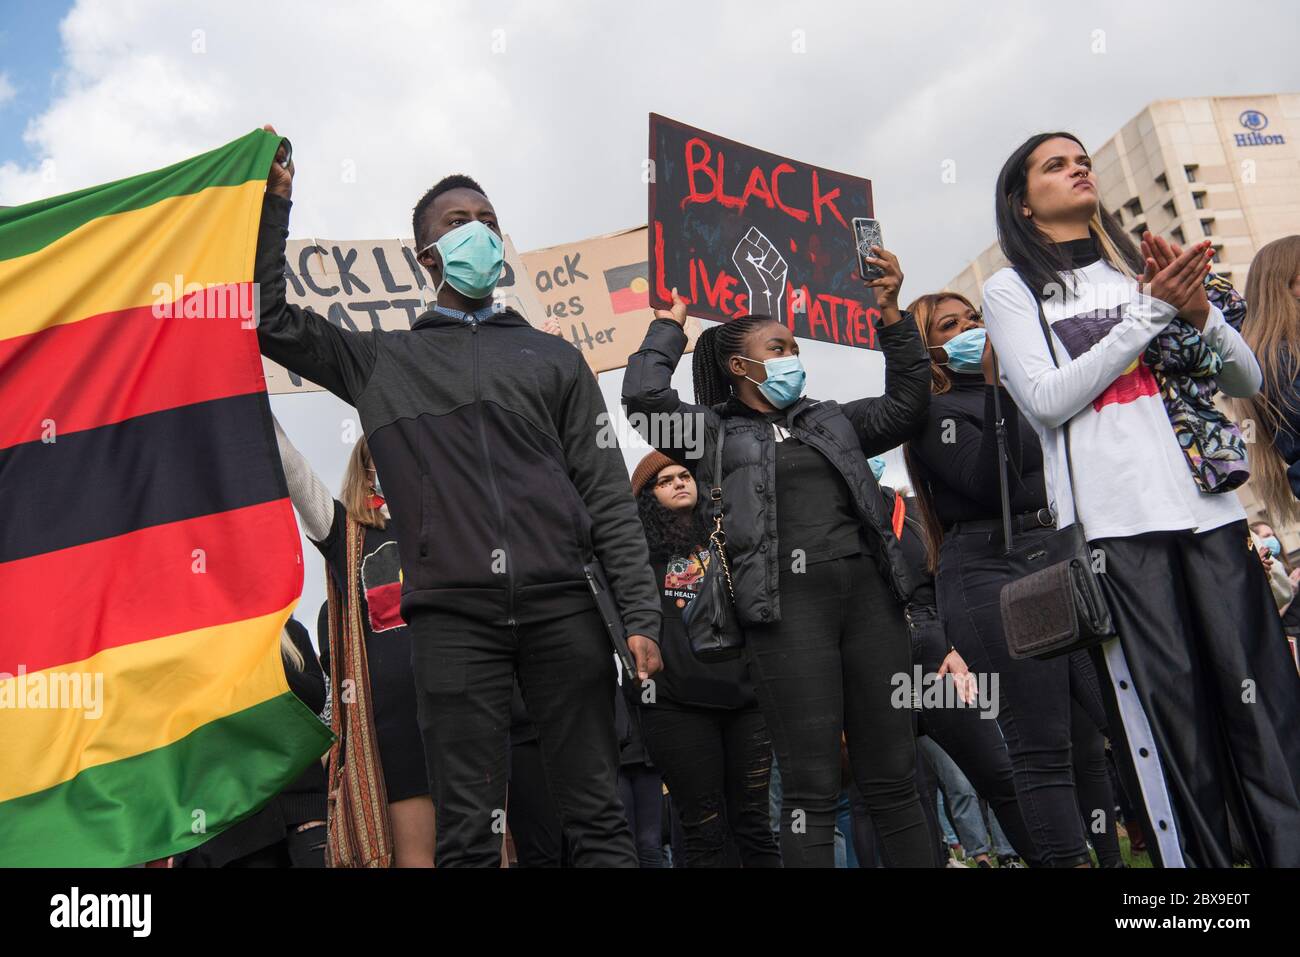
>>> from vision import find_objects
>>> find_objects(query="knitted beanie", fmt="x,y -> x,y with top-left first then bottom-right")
631,451 -> 677,497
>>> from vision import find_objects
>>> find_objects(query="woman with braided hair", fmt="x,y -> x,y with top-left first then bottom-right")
622,244 -> 935,867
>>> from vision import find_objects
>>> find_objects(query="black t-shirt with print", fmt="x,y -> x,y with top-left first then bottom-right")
648,549 -> 756,711
315,500 -> 428,802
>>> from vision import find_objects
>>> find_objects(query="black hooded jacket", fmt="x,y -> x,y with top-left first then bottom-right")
254,194 -> 660,640
622,317 -> 930,626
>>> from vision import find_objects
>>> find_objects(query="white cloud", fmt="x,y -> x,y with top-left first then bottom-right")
4,0 -> 1295,292
0,72 -> 15,107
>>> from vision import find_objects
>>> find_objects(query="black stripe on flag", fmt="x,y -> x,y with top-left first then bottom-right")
0,392 -> 287,564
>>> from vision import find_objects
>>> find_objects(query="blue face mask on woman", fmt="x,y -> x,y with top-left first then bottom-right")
422,221 -> 504,300
868,456 -> 887,481
941,327 -> 987,374
1261,534 -> 1282,558
740,355 -> 806,409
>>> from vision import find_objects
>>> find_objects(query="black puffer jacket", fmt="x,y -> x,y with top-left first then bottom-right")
622,318 -> 930,627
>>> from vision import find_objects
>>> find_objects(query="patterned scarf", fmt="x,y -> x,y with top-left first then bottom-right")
1142,273 -> 1250,494
324,516 -> 394,867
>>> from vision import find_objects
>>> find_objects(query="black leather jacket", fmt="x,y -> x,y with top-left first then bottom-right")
622,318 -> 931,627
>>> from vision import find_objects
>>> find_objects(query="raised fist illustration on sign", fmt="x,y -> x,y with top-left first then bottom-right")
732,226 -> 788,324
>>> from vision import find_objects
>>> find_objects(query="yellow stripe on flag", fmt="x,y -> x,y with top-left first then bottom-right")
0,179 -> 266,344
0,602 -> 297,804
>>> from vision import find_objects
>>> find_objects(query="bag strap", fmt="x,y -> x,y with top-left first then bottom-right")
709,421 -> 726,521
1032,297 -> 1082,522
990,362 -> 1016,556
707,422 -> 737,599
991,297 -> 1083,555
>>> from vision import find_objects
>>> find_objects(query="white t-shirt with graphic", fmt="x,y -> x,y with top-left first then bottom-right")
981,260 -> 1261,541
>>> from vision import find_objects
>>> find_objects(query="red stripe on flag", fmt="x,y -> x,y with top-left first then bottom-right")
0,499 -> 302,675
609,288 -> 650,314
0,283 -> 263,451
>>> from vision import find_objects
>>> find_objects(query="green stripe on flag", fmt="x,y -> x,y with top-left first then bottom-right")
0,692 -> 333,867
0,129 -> 282,263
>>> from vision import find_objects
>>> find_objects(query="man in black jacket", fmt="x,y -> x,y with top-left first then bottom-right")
255,131 -> 661,867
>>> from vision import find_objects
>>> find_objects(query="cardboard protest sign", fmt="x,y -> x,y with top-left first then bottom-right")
648,113 -> 882,350
519,225 -> 699,375
263,235 -> 542,394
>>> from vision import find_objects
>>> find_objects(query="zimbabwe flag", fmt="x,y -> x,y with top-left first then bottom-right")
0,130 -> 333,867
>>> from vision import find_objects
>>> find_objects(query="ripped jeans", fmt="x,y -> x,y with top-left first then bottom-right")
640,702 -> 782,868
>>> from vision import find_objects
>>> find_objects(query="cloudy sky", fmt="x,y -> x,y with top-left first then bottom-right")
3,0 -> 1297,644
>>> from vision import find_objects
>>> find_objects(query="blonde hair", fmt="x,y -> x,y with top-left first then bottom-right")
905,291 -> 982,397
341,435 -> 387,530
1091,210 -> 1136,280
280,626 -> 304,671
1232,235 -> 1300,523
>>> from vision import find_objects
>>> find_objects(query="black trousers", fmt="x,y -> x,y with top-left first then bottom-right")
617,764 -> 664,867
1070,679 -> 1123,867
1091,520 -> 1300,867
639,702 -> 782,868
409,606 -> 637,867
851,737 -> 947,868
909,612 -> 1037,863
744,554 -> 934,867
507,738 -> 569,867
937,525 -> 1104,867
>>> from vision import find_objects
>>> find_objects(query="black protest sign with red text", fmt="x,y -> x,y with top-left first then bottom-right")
648,113 -> 881,349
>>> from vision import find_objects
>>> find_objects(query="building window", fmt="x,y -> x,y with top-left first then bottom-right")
1155,172 -> 1169,191
1211,244 -> 1223,262
1184,164 -> 1198,183
1172,226 -> 1186,245
1201,218 -> 1215,236
1130,223 -> 1148,243
1112,207 -> 1123,224
1193,191 -> 1207,209
1163,199 -> 1177,217
1124,198 -> 1142,219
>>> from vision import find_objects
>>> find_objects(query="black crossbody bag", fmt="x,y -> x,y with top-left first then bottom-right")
994,300 -> 1116,659
682,423 -> 744,661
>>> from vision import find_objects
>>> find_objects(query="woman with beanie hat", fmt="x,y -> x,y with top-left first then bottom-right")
630,451 -> 781,867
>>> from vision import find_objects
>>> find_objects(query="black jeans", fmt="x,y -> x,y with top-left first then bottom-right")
744,554 -> 933,867
409,606 -> 636,867
937,525 -> 1099,867
909,611 -> 1036,863
1091,521 -> 1300,867
508,738 -> 569,867
639,702 -> 781,867
617,764 -> 664,867
851,736 -> 947,868
1070,695 -> 1122,866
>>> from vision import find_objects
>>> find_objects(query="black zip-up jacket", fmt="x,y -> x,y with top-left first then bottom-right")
908,371 -> 1045,529
255,194 -> 660,641
622,318 -> 930,626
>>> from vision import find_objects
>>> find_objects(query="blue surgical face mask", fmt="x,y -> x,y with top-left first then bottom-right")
868,456 -> 887,481
741,355 -> 806,409
941,327 -> 987,374
1261,535 -> 1282,557
422,221 -> 504,300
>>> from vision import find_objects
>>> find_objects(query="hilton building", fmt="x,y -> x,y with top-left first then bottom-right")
944,93 -> 1300,545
